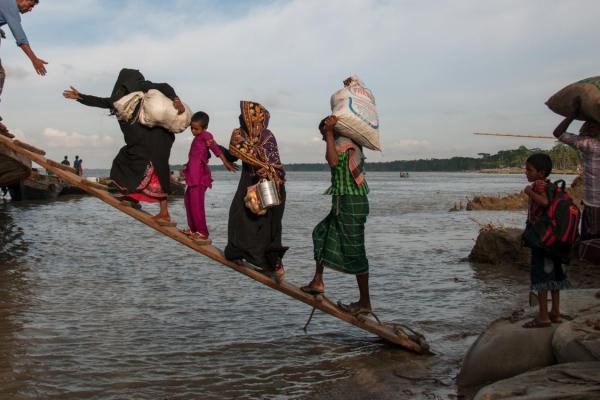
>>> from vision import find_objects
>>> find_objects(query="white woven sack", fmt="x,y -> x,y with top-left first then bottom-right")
113,91 -> 144,122
330,76 -> 381,151
139,89 -> 192,133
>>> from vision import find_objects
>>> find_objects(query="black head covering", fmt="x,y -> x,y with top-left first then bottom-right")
110,68 -> 146,103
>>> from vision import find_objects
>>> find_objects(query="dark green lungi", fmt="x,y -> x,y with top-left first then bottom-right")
313,195 -> 369,274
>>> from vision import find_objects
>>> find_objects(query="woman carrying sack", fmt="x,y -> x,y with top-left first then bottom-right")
222,101 -> 287,279
63,68 -> 185,226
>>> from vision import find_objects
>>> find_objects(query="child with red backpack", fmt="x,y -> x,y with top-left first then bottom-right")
522,153 -> 576,328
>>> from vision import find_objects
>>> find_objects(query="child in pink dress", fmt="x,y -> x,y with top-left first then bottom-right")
182,111 -> 237,240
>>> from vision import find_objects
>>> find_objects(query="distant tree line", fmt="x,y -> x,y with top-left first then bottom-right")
172,144 -> 582,172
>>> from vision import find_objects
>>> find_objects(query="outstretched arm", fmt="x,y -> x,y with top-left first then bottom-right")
63,86 -> 112,109
321,116 -> 338,168
19,44 -> 47,76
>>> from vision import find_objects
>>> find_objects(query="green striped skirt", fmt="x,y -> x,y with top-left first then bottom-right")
313,195 -> 369,274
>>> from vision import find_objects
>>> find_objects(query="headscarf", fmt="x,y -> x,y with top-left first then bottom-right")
110,68 -> 146,104
229,101 -> 283,180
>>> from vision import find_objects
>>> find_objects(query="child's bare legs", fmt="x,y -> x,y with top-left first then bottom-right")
537,289 -> 551,325
550,290 -> 561,322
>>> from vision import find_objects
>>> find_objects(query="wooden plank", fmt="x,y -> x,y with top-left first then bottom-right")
0,134 -> 430,353
474,132 -> 555,139
13,140 -> 46,155
0,130 -> 15,139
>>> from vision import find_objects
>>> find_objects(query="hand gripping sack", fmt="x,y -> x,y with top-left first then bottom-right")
546,76 -> 600,123
330,76 -> 381,151
139,89 -> 192,133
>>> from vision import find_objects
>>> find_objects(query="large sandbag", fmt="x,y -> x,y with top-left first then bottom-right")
553,314 -> 600,363
457,318 -> 557,388
474,361 -> 600,400
546,76 -> 600,123
139,89 -> 192,133
113,90 -> 192,133
330,76 -> 381,151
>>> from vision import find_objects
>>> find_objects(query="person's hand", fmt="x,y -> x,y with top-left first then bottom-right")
524,186 -> 533,196
172,98 -> 185,114
63,86 -> 82,100
319,115 -> 337,138
223,159 -> 238,172
231,129 -> 244,145
31,56 -> 47,76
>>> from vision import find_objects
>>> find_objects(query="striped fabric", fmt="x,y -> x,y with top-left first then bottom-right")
313,195 -> 369,274
325,150 -> 369,196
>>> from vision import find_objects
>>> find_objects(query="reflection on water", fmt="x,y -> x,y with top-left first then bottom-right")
0,172 -> 575,399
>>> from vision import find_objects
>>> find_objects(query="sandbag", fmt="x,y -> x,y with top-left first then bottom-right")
457,318 -> 557,388
139,89 -> 192,133
112,89 -> 192,133
546,76 -> 600,123
330,76 -> 381,151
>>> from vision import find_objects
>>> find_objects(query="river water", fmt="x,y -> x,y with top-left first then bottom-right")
0,171 -> 575,399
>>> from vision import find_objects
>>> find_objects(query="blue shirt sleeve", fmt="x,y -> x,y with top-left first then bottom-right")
0,0 -> 29,46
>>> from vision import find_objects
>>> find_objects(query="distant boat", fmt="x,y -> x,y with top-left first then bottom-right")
7,170 -> 63,201
399,171 -> 409,178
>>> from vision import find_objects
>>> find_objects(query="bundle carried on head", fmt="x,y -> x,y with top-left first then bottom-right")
330,75 -> 381,151
113,89 -> 192,133
546,76 -> 600,123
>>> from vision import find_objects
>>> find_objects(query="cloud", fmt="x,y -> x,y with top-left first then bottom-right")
41,128 -> 115,149
0,0 -> 599,167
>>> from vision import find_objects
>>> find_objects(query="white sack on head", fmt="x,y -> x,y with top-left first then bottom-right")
330,76 -> 381,151
113,91 -> 144,122
139,89 -> 192,133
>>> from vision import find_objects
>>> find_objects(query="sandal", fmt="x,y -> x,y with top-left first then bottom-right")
522,318 -> 551,329
337,301 -> 372,315
301,285 -> 324,295
154,218 -> 177,227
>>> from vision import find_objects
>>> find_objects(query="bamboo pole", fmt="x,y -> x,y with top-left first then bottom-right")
0,134 -> 429,353
474,132 -> 556,139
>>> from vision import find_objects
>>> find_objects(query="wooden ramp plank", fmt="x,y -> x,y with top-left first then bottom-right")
0,134 -> 429,353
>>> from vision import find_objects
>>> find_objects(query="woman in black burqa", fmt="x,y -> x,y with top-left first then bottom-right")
63,68 -> 184,225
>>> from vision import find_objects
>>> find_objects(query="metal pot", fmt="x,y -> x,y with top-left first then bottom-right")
257,179 -> 281,208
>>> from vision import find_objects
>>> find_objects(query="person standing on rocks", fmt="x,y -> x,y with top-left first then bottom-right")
522,153 -> 570,328
554,99 -> 600,254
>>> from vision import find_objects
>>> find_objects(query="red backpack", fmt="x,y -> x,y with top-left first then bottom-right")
522,180 -> 580,259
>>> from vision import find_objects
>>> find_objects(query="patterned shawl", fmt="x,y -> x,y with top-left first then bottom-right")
229,101 -> 284,180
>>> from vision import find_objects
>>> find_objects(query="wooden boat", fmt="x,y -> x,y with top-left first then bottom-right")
399,171 -> 409,178
0,134 -> 430,353
8,170 -> 64,201
0,136 -> 31,186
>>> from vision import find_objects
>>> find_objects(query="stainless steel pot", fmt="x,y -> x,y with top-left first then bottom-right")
257,179 -> 281,208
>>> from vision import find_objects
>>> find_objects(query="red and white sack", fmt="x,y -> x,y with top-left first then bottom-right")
139,89 -> 192,133
330,76 -> 381,151
113,89 -> 192,133
546,76 -> 600,123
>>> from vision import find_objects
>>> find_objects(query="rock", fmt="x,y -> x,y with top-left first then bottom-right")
467,193 -> 528,211
457,318 -> 557,388
560,289 -> 600,317
473,361 -> 600,400
468,228 -> 530,266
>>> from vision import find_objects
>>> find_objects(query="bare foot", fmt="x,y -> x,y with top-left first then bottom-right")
301,280 -> 324,295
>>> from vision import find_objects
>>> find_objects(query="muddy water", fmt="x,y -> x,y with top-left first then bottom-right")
0,171 -> 574,399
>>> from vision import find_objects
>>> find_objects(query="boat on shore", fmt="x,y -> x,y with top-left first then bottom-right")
7,170 -> 64,201
0,140 -> 31,186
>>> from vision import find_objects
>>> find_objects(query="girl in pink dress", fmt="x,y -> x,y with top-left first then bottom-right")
182,111 -> 237,240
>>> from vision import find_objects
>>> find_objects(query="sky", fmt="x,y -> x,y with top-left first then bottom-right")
1,0 -> 599,168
